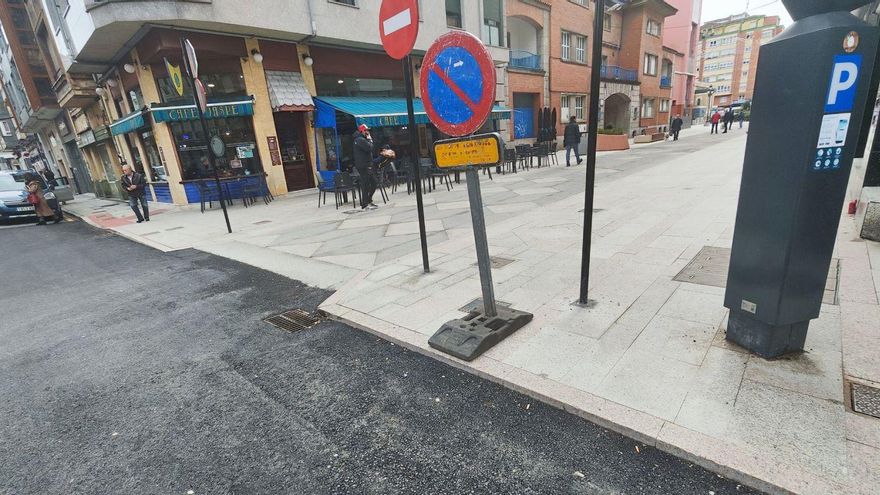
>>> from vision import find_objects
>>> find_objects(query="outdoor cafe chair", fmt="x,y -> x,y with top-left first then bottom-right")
316,171 -> 336,208
196,180 -> 223,213
334,171 -> 359,209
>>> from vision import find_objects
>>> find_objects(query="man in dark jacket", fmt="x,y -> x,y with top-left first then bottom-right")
121,164 -> 149,223
353,124 -> 380,210
670,115 -> 684,141
722,109 -> 734,133
563,116 -> 582,167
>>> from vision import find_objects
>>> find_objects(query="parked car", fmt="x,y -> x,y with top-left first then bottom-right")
0,171 -> 63,222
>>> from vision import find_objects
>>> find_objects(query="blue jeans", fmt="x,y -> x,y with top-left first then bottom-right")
566,145 -> 580,165
129,195 -> 149,221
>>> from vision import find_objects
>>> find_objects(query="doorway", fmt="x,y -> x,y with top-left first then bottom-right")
273,112 -> 314,191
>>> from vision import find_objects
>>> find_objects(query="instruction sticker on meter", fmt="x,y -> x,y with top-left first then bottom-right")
433,133 -> 503,169
817,113 -> 851,149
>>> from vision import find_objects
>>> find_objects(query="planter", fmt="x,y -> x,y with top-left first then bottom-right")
597,134 -> 630,151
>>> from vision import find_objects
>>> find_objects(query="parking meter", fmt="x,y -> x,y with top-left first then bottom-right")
724,0 -> 880,358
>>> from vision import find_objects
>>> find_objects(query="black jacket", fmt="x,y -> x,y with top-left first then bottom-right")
563,122 -> 581,147
670,118 -> 683,132
353,132 -> 376,170
122,172 -> 147,198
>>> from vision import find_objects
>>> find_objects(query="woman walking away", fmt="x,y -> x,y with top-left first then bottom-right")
26,176 -> 60,225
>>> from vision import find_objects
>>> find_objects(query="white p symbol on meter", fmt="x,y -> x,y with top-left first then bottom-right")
825,55 -> 862,113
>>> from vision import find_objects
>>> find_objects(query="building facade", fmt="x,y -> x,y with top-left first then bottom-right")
663,0 -> 702,124
0,0 -> 511,206
698,13 -> 783,108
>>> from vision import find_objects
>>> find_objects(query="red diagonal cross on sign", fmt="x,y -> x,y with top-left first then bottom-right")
427,64 -> 480,114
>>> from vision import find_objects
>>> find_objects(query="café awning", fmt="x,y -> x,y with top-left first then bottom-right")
266,71 -> 315,112
109,110 -> 149,136
314,96 -> 511,128
151,97 -> 255,123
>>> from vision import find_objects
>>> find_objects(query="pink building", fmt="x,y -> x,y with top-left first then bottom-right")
662,0 -> 702,122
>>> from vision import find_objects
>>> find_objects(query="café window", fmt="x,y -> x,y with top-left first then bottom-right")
170,117 -> 262,180
157,72 -> 246,103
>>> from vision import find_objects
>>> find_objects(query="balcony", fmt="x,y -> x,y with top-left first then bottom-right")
54,73 -> 98,110
660,76 -> 672,89
509,50 -> 542,71
600,65 -> 638,83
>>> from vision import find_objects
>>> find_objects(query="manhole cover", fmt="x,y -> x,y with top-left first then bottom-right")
673,246 -> 839,305
852,382 -> 880,419
264,309 -> 322,333
490,256 -> 515,269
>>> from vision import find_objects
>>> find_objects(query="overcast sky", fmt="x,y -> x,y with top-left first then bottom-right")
700,0 -> 793,26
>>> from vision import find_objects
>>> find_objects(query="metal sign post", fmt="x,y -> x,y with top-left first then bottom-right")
379,0 -> 428,273
180,38 -> 232,234
578,0 -> 605,305
426,133 -> 532,361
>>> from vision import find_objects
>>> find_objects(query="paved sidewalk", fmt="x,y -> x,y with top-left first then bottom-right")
65,125 -> 880,494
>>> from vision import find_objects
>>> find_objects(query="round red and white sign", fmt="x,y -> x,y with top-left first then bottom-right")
379,0 -> 420,60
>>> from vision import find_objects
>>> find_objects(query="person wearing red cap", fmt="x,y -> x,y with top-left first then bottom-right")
353,123 -> 380,210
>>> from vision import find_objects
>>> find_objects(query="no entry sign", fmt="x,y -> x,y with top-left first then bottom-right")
420,31 -> 497,137
379,0 -> 419,60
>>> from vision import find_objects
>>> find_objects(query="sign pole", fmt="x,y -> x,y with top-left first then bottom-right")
465,166 -> 497,317
403,54 -> 430,273
578,1 -> 604,305
180,38 -> 232,234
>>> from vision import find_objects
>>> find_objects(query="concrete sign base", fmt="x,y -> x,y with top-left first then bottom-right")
429,302 -> 533,362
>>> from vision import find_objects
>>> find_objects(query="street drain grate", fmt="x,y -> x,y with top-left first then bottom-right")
851,382 -> 880,419
673,246 -> 840,305
264,309 -> 322,333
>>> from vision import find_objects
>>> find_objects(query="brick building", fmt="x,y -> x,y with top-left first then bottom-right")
506,0 -> 682,142
698,14 -> 784,107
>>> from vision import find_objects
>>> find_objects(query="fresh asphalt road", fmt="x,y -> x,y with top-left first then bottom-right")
0,220 -> 761,495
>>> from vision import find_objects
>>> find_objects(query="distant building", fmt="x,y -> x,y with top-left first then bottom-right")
663,0 -> 702,124
698,13 -> 784,107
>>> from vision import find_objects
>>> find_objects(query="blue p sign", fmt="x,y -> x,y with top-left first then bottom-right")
825,54 -> 862,113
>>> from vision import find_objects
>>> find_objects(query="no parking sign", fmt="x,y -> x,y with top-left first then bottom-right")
419,31 -> 497,137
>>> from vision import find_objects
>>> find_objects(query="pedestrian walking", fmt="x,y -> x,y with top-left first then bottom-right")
722,109 -> 733,133
353,124 -> 380,210
563,116 -> 582,167
121,164 -> 149,223
25,174 -> 60,225
670,115 -> 683,141
738,111 -> 745,129
41,168 -> 56,187
710,111 -> 721,134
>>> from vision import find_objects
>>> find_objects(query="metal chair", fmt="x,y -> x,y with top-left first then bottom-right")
333,171 -> 358,209
317,171 -> 336,208
196,180 -> 221,213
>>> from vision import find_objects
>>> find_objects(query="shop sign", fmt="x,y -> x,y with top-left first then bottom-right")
152,101 -> 255,123
267,136 -> 282,166
433,133 -> 503,169
236,144 -> 255,159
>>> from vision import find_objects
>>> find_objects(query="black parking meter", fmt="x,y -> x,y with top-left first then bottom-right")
724,0 -> 880,358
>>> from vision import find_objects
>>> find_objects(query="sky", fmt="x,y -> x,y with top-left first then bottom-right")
700,0 -> 793,26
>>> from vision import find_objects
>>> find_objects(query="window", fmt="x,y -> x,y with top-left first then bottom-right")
446,0 -> 462,28
330,0 -> 356,5
561,31 -> 571,61
647,19 -> 661,37
604,15 -> 612,31
762,29 -> 775,39
644,53 -> 658,76
641,98 -> 655,118
0,120 -> 12,136
570,0 -> 587,5
482,0 -> 503,46
659,99 -> 670,112
561,94 -> 586,121
575,35 -> 587,63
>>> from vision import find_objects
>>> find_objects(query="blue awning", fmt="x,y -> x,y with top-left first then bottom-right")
109,110 -> 148,136
314,97 -> 511,128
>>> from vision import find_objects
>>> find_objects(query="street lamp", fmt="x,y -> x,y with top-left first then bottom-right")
707,85 -> 716,119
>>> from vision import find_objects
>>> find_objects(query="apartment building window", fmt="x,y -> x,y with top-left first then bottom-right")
647,19 -> 661,37
570,0 -> 587,5
482,0 -> 504,47
644,53 -> 658,76
561,94 -> 586,121
659,99 -> 670,113
641,98 -> 655,118
762,28 -> 775,39
446,0 -> 462,28
561,31 -> 571,61
575,35 -> 587,63
0,120 -> 12,137
46,0 -> 70,33
604,15 -> 612,31
330,0 -> 356,5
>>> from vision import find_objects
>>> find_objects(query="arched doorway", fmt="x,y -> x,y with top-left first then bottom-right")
603,93 -> 631,134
